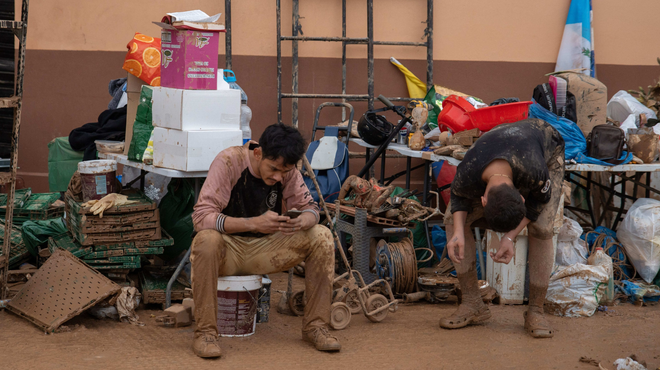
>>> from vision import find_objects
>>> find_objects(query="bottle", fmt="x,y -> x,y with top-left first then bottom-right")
587,247 -> 614,304
223,70 -> 252,144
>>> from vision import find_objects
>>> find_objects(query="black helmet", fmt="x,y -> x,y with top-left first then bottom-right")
357,109 -> 394,146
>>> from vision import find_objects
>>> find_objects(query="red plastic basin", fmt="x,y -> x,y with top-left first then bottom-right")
438,95 -> 476,133
466,101 -> 532,132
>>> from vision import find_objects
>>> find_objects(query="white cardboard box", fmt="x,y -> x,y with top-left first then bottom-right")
151,86 -> 241,131
153,127 -> 242,171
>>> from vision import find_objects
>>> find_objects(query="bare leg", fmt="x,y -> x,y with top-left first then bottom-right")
525,235 -> 554,338
439,224 -> 491,329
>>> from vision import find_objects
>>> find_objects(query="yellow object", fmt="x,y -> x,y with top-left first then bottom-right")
390,57 -> 426,99
83,193 -> 137,218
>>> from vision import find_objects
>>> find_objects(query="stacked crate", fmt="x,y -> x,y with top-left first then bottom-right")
0,189 -> 64,226
0,219 -> 29,269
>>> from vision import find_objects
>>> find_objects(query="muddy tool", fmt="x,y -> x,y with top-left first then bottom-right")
276,268 -> 296,316
302,156 -> 398,329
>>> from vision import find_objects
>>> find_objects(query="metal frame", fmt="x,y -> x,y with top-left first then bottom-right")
276,0 -> 434,128
1,0 -> 29,300
565,168 -> 658,230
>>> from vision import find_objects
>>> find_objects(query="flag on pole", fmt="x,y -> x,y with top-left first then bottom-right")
390,57 -> 427,99
555,0 -> 595,77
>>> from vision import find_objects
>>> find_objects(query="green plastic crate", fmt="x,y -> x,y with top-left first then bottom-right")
0,220 -> 31,269
47,233 -> 93,258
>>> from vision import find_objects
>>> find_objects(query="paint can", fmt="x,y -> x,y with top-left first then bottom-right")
217,275 -> 262,337
78,160 -> 118,202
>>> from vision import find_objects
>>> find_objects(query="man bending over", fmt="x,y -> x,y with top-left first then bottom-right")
441,118 -> 564,338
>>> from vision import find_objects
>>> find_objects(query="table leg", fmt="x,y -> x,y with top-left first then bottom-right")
380,150 -> 386,184
166,247 -> 191,309
646,171 -> 651,198
586,172 -> 597,228
405,157 -> 411,189
422,160 -> 433,260
194,178 -> 201,203
140,170 -> 145,192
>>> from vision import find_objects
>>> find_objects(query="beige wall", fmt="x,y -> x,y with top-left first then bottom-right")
24,0 -> 660,65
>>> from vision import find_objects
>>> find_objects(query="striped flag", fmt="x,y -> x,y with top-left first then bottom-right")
555,0 -> 595,77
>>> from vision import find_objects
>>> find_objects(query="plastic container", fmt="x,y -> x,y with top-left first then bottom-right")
217,275 -> 263,337
77,160 -> 118,202
438,95 -> 476,133
224,70 -> 252,144
587,247 -> 614,303
466,101 -> 532,132
94,140 -> 124,154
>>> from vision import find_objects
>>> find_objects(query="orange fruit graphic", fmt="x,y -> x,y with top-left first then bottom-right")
150,76 -> 161,86
130,42 -> 138,53
143,47 -> 161,68
123,59 -> 142,77
135,34 -> 154,43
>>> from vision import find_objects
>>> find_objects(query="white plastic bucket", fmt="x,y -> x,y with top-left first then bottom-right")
77,160 -> 118,202
216,275 -> 262,337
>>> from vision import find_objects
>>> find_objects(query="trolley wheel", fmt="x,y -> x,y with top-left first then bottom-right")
288,290 -> 305,317
329,302 -> 352,330
345,290 -> 362,314
365,294 -> 389,323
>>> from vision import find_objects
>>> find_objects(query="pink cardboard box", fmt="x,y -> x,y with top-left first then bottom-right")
160,29 -> 219,90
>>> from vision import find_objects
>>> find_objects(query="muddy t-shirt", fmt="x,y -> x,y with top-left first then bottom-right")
192,145 -> 319,238
450,118 -> 563,221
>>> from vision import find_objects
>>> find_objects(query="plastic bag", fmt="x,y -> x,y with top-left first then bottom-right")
619,280 -> 660,303
545,263 -> 608,317
116,287 -> 144,326
158,178 -> 196,261
123,32 -> 161,86
607,90 -> 657,123
21,218 -> 68,257
127,86 -> 153,162
529,102 -> 586,160
617,198 -> 660,283
555,217 -> 587,266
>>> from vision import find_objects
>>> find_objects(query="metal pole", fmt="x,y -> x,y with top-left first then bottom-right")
224,0 -> 232,70
366,0 -> 374,110
276,0 -> 282,124
341,0 -> 347,121
426,0 -> 433,89
291,0 -> 300,128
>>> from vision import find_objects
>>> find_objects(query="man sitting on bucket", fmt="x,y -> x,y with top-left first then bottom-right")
190,123 -> 340,358
441,118 -> 564,338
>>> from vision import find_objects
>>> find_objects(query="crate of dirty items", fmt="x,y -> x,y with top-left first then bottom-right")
139,269 -> 192,305
0,220 -> 31,269
64,192 -> 161,246
0,188 -> 31,209
48,231 -> 172,271
12,192 -> 64,225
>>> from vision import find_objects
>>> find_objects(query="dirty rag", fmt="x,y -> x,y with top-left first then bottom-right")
116,287 -> 144,326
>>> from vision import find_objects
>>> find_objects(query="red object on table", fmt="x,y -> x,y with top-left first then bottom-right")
466,101 -> 532,132
438,95 -> 476,133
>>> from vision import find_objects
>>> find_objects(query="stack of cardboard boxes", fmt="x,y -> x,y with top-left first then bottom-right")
126,25 -> 242,172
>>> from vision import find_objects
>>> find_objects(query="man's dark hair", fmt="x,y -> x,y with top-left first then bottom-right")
258,123 -> 306,166
483,184 -> 526,233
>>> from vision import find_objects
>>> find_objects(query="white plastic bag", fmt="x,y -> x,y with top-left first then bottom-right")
607,90 -> 657,123
545,263 -> 608,317
616,198 -> 660,283
555,217 -> 588,266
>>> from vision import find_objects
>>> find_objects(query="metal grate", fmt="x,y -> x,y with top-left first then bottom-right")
6,248 -> 120,332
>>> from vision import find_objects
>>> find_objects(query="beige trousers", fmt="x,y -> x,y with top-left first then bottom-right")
190,225 -> 335,335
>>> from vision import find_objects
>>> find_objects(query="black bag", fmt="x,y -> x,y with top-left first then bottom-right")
558,91 -> 577,124
587,125 -> 626,164
533,83 -> 556,114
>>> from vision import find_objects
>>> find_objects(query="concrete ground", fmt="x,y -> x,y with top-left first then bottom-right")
0,272 -> 658,370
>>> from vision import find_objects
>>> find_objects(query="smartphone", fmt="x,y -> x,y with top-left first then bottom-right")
284,210 -> 303,219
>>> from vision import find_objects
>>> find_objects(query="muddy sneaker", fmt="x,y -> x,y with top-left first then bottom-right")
192,332 -> 223,358
302,326 -> 341,352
